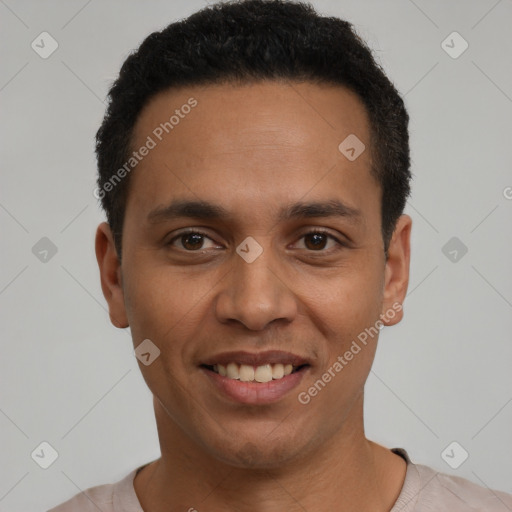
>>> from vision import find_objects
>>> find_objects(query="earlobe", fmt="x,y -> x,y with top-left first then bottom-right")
95,222 -> 129,328
381,214 -> 412,327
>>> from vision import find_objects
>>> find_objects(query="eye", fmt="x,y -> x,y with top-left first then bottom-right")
295,229 -> 344,251
168,230 -> 219,251
167,228 -> 346,253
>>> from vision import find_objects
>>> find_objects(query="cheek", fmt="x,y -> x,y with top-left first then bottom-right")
122,264 -> 206,419
304,256 -> 383,387
122,256 -> 211,341
307,258 -> 383,333
121,258 -> 226,397
303,294 -> 380,422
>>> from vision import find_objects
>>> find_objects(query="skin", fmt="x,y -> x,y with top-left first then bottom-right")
96,81 -> 412,512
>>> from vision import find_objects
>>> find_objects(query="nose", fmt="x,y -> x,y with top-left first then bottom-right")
214,246 -> 297,331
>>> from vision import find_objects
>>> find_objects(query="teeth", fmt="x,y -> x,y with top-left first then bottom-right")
239,364 -> 255,382
212,362 -> 302,382
254,364 -> 273,383
272,363 -> 284,379
226,362 -> 239,379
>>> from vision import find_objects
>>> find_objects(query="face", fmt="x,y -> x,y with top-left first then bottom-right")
96,81 -> 411,469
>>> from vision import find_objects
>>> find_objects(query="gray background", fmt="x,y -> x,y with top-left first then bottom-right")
1,0 -> 511,510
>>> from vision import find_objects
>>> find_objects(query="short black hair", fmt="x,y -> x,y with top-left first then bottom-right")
95,0 -> 411,260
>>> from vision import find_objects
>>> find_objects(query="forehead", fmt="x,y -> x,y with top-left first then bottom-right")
133,80 -> 370,154
126,81 -> 377,225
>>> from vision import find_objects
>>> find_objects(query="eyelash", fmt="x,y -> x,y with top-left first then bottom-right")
167,228 -> 346,252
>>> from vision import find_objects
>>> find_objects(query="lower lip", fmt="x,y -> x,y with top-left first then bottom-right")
201,366 -> 309,405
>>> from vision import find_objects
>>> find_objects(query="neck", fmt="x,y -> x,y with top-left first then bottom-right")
134,395 -> 407,512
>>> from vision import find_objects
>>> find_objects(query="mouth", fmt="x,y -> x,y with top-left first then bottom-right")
199,350 -> 311,404
201,362 -> 309,383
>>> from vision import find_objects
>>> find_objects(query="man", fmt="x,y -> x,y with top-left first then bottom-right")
49,0 -> 512,510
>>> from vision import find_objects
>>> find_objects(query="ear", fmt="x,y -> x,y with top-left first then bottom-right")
95,222 -> 129,328
380,214 -> 412,326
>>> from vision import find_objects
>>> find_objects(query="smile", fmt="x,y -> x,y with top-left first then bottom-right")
203,362 -> 307,383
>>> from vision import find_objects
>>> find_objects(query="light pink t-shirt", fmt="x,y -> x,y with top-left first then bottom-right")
47,448 -> 512,511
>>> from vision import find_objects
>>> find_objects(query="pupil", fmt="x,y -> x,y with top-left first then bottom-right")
306,233 -> 326,250
183,233 -> 203,250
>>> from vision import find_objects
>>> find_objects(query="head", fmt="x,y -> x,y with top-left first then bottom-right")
95,0 -> 411,260
95,0 -> 412,469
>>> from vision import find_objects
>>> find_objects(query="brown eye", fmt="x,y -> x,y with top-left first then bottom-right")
180,233 -> 205,250
304,232 -> 329,250
168,230 -> 218,251
297,230 -> 342,252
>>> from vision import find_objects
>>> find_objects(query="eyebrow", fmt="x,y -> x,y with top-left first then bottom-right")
147,198 -> 362,226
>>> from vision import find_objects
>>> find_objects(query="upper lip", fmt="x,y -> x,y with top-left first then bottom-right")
201,350 -> 311,367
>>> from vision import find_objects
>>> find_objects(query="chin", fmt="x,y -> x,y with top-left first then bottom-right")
221,442 -> 296,469
203,427 -> 307,470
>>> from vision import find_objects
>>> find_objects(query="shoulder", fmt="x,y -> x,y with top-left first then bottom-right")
47,482 -> 115,512
46,466 -> 142,512
414,463 -> 512,511
391,448 -> 512,511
